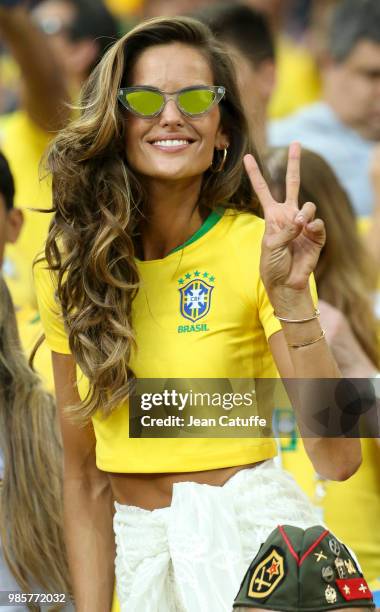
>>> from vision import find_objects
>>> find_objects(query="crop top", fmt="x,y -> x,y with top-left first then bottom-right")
34,210 -> 295,473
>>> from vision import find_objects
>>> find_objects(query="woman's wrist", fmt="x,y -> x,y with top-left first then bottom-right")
268,285 -> 315,319
266,286 -> 325,348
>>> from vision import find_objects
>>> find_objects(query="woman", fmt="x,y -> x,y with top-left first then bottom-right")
0,275 -> 71,611
34,17 -> 361,612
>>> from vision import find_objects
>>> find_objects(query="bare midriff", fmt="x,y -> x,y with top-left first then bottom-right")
108,461 -> 265,510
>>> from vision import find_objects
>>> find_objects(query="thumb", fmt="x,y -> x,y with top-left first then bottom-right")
264,218 -> 303,250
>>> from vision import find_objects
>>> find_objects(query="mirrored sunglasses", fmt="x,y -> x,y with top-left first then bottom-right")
117,85 -> 226,118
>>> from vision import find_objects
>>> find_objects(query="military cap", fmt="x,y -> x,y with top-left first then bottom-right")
233,525 -> 375,611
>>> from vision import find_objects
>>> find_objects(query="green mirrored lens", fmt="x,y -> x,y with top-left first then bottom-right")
125,90 -> 163,116
178,89 -> 215,115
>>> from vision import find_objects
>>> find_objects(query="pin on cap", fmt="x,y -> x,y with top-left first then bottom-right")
325,585 -> 338,604
329,538 -> 341,557
335,558 -> 347,579
322,566 -> 335,583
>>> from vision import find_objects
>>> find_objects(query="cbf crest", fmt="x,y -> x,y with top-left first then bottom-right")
248,548 -> 286,599
178,271 -> 215,323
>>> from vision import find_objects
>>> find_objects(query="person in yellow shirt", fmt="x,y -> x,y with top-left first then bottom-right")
238,0 -> 322,119
0,143 -> 54,390
0,0 -> 118,309
35,16 -> 361,611
0,0 -> 70,308
194,2 -> 276,156
268,35 -> 321,119
0,150 -> 22,269
105,0 -> 142,18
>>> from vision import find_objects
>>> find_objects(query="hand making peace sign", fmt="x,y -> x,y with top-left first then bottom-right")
244,142 -> 326,295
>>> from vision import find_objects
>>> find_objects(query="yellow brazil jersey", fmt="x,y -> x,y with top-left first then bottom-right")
34,209 -> 283,473
105,0 -> 142,16
3,257 -> 54,393
1,111 -> 52,309
357,216 -> 380,345
276,421 -> 380,582
268,36 -> 321,120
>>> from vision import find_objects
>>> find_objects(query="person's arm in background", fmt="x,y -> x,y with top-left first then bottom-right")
0,0 -> 70,131
52,352 -> 115,612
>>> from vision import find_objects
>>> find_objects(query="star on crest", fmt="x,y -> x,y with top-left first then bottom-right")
266,559 -> 280,577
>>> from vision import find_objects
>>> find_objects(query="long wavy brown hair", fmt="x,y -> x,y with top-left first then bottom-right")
42,16 -> 264,422
267,147 -> 379,367
0,275 -> 71,608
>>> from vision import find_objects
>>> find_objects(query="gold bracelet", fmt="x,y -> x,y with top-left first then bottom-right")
288,329 -> 326,349
275,308 -> 320,323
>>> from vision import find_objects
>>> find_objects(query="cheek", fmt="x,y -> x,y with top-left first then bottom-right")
346,77 -> 375,117
343,72 -> 371,104
125,117 -> 145,159
200,113 -> 223,149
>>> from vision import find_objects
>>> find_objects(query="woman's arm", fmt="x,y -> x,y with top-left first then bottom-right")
269,328 -> 361,480
244,143 -> 362,480
52,352 -> 115,612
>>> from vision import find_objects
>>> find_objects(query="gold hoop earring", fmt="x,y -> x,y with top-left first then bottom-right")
211,147 -> 228,173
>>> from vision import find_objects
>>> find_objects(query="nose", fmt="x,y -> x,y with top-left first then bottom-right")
158,98 -> 184,126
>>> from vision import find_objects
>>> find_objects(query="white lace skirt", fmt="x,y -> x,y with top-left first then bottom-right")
113,460 -> 321,612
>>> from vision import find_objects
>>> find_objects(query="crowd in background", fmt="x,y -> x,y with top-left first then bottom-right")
0,0 -> 380,610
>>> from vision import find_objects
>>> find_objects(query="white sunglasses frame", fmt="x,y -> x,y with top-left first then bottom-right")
117,85 -> 226,118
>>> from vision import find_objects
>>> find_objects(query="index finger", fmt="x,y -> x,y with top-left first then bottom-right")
244,154 -> 274,211
286,142 -> 301,206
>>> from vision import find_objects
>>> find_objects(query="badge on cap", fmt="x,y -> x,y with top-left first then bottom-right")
325,585 -> 337,604
248,548 -> 286,599
344,559 -> 356,575
322,566 -> 335,583
335,557 -> 346,579
336,578 -> 373,601
329,538 -> 341,556
314,549 -> 328,562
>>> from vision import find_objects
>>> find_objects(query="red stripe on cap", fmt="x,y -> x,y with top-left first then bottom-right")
278,525 -> 299,564
299,529 -> 330,566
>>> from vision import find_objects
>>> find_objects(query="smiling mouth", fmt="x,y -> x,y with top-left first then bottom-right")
149,138 -> 195,148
